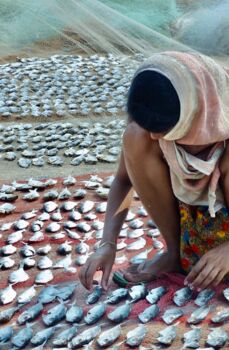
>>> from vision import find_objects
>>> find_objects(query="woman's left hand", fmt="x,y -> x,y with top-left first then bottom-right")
184,241 -> 229,290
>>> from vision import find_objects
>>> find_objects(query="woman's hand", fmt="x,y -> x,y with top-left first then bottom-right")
185,241 -> 229,290
79,244 -> 116,291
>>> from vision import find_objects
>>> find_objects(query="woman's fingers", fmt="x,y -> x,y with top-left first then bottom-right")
185,258 -> 207,286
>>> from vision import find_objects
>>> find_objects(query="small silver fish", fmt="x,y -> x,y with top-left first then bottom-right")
51,232 -> 66,240
43,190 -> 59,200
0,256 -> 15,269
69,325 -> 101,349
65,228 -> 81,240
0,325 -> 14,344
66,302 -> 84,323
23,189 -> 40,201
23,257 -> 36,268
137,206 -> 148,217
187,306 -> 211,324
126,324 -> 147,347
31,325 -> 59,345
76,241 -> 90,254
128,228 -> 145,239
20,243 -> 36,257
96,187 -> 110,199
75,254 -> 89,266
69,209 -> 82,221
35,269 -> 54,284
173,287 -> 193,306
129,284 -> 148,302
43,201 -> 58,213
63,175 -> 77,186
12,322 -> 33,348
162,308 -> 184,324
21,209 -> 37,220
9,263 -> 29,283
14,219 -> 29,230
157,325 -> 177,345
0,305 -> 20,323
96,202 -> 107,213
91,220 -> 104,230
79,200 -> 94,214
53,325 -> 78,346
38,256 -> 53,269
147,228 -> 161,238
42,301 -> 67,326
207,327 -> 228,348
84,302 -> 106,325
1,244 -> 17,255
146,286 -> 167,304
37,244 -> 52,255
61,201 -> 77,211
53,254 -> 73,270
7,229 -> 24,244
103,175 -> 114,188
138,304 -> 160,323
0,284 -> 17,304
51,210 -> 63,221
86,285 -> 103,305
97,325 -> 121,348
152,238 -> 164,250
106,288 -> 129,304
38,212 -> 50,221
38,285 -> 57,304
183,327 -> 201,348
126,237 -> 146,251
129,218 -> 144,229
76,222 -> 91,233
0,203 -> 16,214
58,241 -> 72,255
0,222 -> 13,231
31,220 -> 44,232
17,285 -> 37,304
107,302 -> 132,323
195,289 -> 215,307
64,220 -> 77,229
115,254 -> 128,265
58,187 -> 72,200
117,239 -> 127,250
46,222 -> 61,233
73,188 -> 87,199
55,282 -> 77,301
223,287 -> 229,302
17,302 -> 43,325
211,308 -> 229,323
29,231 -> 45,242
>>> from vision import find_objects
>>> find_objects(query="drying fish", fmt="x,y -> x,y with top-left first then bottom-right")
0,203 -> 16,214
0,284 -> 17,304
43,201 -> 58,213
9,263 -> 29,283
42,301 -> 67,326
29,231 -> 45,242
76,241 -> 90,254
66,302 -> 84,323
86,285 -> 103,305
115,239 -> 126,251
129,284 -> 148,302
17,285 -> 37,304
96,187 -> 109,199
23,189 -> 40,201
183,327 -> 201,349
83,181 -> 100,189
23,257 -> 36,268
35,269 -> 54,284
138,206 -> 148,217
84,302 -> 106,325
61,201 -> 77,211
106,288 -> 129,304
28,178 -> 46,188
95,229 -> 103,239
152,238 -> 164,250
51,210 -> 63,221
12,322 -> 34,348
46,222 -> 61,233
20,243 -> 36,257
38,285 -> 57,304
126,324 -> 147,347
17,302 -> 43,325
126,237 -> 146,251
223,287 -> 229,302
73,188 -> 87,199
55,282 -> 77,301
53,254 -> 73,271
64,220 -> 77,229
129,218 -> 144,229
91,220 -> 104,230
76,222 -> 91,234
187,306 -> 211,324
69,209 -> 82,221
127,229 -> 145,239
37,244 -> 52,255
14,219 -> 29,230
211,308 -> 229,323
38,256 -> 53,269
146,286 -> 167,305
57,241 -> 72,255
0,325 -> 14,344
125,211 -> 136,221
65,228 -> 81,240
63,175 -> 76,186
157,325 -> 177,345
44,190 -> 59,200
31,325 -> 60,346
96,202 -> 107,213
1,244 -> 17,255
206,327 -> 228,348
147,228 -> 160,238
21,209 -> 37,220
69,325 -> 101,349
79,200 -> 94,214
75,254 -> 89,266
97,325 -> 121,348
31,220 -> 44,232
0,256 -> 15,269
115,254 -> 128,265
138,304 -> 160,323
0,221 -> 13,231
0,305 -> 20,323
53,325 -> 78,346
51,231 -> 66,240
107,302 -> 132,323
59,187 -> 72,200
173,287 -> 193,306
162,308 -> 184,324
7,229 -> 24,244
195,289 -> 215,307
119,228 -> 128,238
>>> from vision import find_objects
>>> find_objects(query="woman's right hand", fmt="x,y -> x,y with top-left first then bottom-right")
79,244 -> 116,291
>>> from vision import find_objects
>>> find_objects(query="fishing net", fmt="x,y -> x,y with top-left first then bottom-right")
0,0 -> 229,62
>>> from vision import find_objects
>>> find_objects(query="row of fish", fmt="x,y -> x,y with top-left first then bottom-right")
0,120 -> 124,168
0,53 -> 138,118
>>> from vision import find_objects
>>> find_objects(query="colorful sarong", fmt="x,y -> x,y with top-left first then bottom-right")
180,202 -> 229,274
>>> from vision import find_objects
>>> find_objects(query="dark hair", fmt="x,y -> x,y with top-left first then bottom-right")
127,70 -> 180,133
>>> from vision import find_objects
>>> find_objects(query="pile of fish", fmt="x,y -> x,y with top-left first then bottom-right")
0,54 -> 138,118
0,119 -> 125,168
0,173 -> 228,349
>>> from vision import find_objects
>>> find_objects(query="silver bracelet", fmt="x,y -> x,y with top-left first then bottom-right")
99,241 -> 116,249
